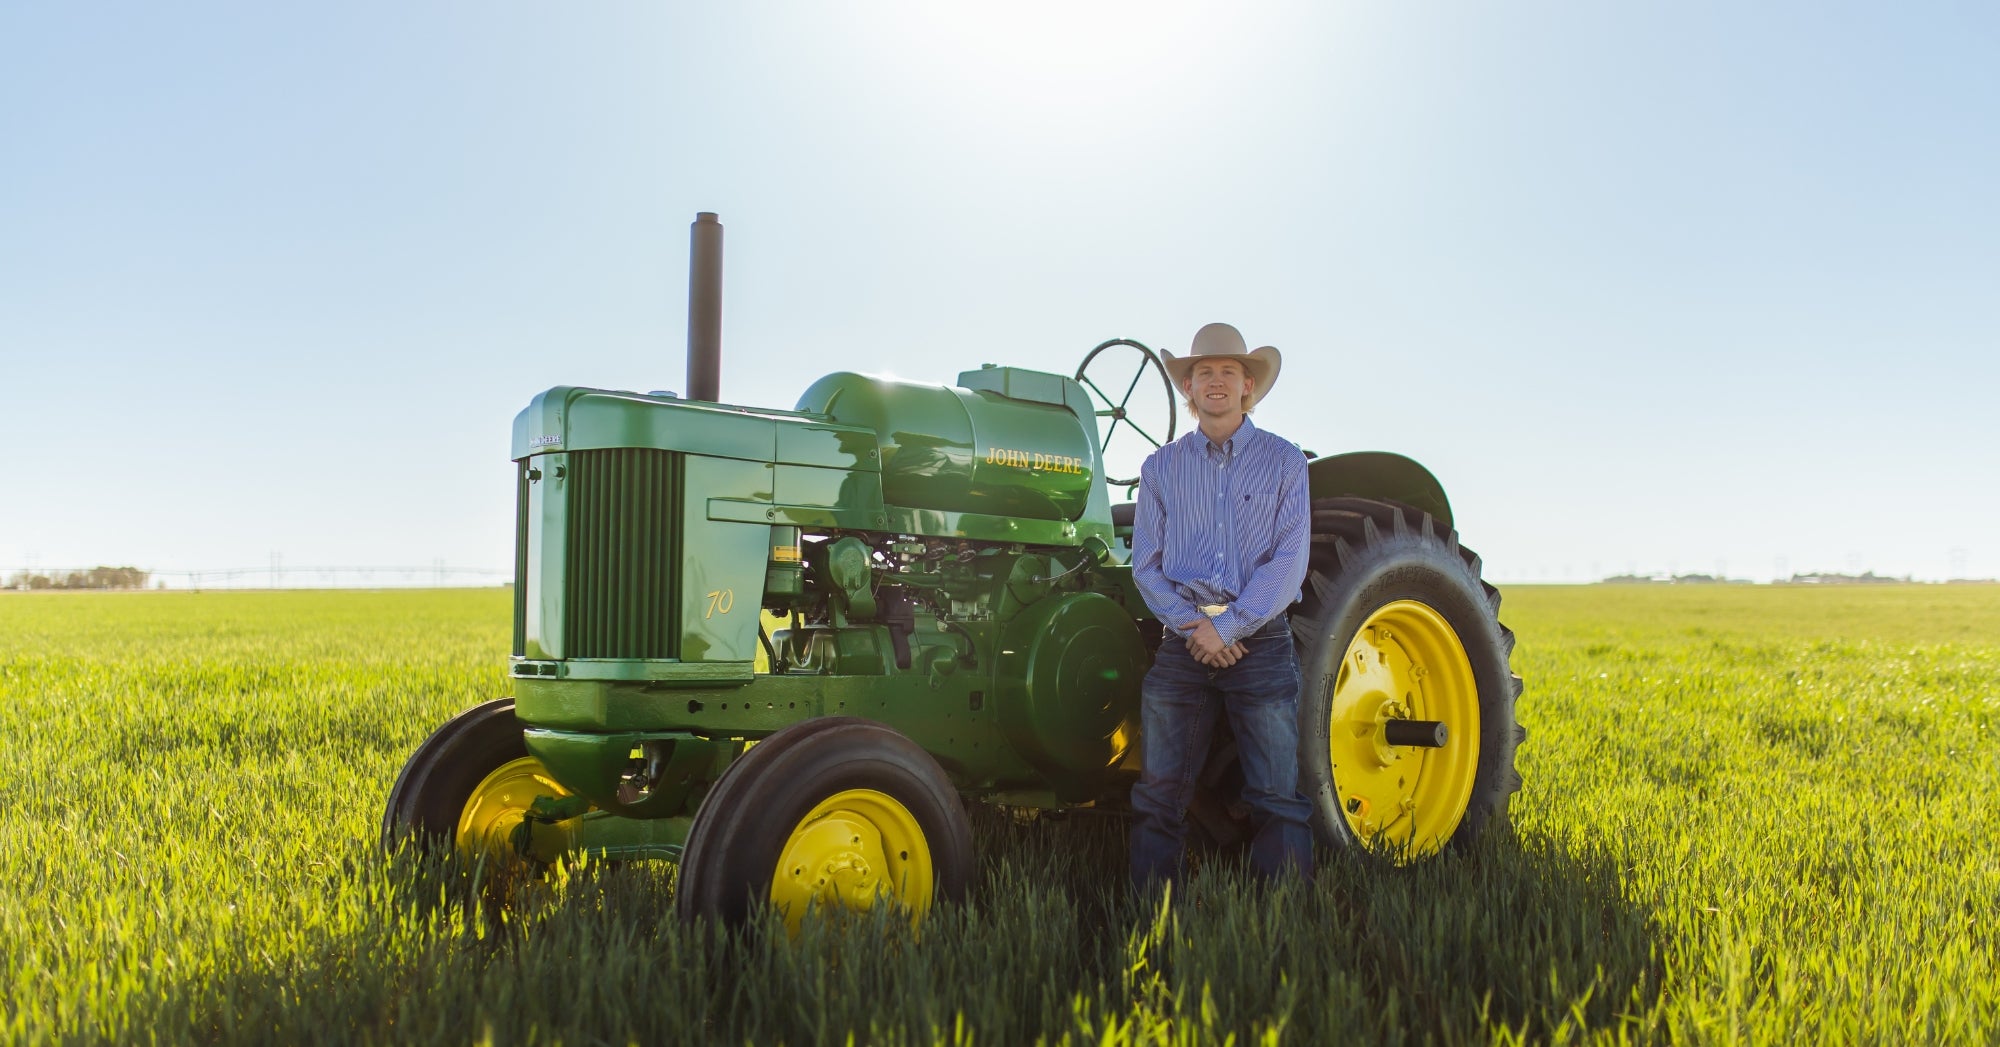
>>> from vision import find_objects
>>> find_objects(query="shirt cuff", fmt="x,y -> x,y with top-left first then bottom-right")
1210,608 -> 1252,646
1164,603 -> 1209,637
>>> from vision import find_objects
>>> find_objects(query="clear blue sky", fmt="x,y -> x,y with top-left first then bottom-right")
5,2 -> 1997,584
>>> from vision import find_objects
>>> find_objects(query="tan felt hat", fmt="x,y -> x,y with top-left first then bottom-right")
1160,322 -> 1282,408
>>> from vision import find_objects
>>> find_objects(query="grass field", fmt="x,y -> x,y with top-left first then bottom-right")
3,585 -> 1995,1044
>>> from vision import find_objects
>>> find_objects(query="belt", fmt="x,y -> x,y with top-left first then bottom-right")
1198,604 -> 1229,618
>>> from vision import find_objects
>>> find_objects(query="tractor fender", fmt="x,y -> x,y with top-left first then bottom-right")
1304,451 -> 1452,531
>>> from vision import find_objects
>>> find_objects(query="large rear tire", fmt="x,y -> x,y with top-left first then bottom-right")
675,717 -> 974,933
381,697 -> 579,866
1292,498 -> 1525,861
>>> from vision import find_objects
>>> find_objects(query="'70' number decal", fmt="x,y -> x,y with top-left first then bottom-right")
704,589 -> 735,619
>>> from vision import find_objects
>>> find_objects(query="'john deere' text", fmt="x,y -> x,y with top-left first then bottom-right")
984,447 -> 1089,475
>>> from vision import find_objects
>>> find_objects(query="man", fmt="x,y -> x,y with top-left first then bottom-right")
1128,321 -> 1313,887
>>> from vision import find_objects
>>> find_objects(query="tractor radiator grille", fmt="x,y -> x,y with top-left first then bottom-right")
564,448 -> 682,659
512,462 -> 530,657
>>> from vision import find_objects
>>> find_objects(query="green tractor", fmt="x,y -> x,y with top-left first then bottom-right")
383,213 -> 1524,929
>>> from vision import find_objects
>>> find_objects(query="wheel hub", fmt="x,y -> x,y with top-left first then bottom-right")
1362,697 -> 1412,768
455,757 -> 576,864
1328,600 -> 1480,858
780,814 -> 891,910
770,788 -> 934,934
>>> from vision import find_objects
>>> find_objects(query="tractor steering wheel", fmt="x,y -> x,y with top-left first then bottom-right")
1075,338 -> 1177,489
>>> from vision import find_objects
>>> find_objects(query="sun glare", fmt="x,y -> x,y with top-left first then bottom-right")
862,3 -> 1266,130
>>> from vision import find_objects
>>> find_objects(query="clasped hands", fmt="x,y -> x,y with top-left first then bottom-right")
1181,617 -> 1248,668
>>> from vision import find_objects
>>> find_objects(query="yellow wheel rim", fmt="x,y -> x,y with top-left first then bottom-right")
454,757 -> 575,864
770,788 -> 934,935
1329,599 -> 1479,860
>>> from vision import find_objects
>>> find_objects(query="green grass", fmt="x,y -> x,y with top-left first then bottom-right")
2,585 -> 1995,1044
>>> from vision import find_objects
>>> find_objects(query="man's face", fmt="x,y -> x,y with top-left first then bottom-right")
1182,358 -> 1255,420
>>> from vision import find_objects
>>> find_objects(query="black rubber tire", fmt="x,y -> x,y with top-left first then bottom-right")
1292,497 -> 1526,856
675,717 -> 975,927
380,697 -> 530,852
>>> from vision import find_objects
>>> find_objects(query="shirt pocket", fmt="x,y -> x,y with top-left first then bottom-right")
1235,491 -> 1283,559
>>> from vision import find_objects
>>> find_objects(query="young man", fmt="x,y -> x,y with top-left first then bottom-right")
1128,321 -> 1314,886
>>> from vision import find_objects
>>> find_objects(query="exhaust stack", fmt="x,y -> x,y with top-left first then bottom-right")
686,212 -> 724,402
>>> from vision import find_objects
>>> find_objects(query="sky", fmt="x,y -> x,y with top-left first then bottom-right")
4,2 -> 1997,585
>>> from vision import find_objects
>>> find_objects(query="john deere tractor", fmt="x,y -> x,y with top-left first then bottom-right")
383,213 -> 1524,928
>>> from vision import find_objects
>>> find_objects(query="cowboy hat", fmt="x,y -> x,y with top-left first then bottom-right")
1160,322 -> 1282,408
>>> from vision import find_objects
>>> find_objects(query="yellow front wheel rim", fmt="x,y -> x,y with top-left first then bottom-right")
454,757 -> 574,863
770,788 -> 934,935
1329,599 -> 1480,860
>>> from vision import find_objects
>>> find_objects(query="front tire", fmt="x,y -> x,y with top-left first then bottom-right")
1292,498 -> 1525,860
675,717 -> 974,933
381,697 -> 578,866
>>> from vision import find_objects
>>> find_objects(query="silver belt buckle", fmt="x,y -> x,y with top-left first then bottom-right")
1199,603 -> 1228,618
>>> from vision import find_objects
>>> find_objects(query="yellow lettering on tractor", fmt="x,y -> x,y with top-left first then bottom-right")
984,446 -> 1091,477
705,589 -> 735,619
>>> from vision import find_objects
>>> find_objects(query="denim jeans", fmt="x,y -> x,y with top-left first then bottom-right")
1129,614 -> 1315,886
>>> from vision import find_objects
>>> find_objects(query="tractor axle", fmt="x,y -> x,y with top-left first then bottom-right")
1383,719 -> 1449,748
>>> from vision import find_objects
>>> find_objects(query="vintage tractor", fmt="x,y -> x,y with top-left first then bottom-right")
383,213 -> 1524,928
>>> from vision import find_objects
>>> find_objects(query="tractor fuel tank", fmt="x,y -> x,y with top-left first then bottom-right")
796,368 -> 1096,523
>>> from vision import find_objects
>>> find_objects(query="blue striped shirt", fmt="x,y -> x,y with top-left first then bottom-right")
1131,416 -> 1311,646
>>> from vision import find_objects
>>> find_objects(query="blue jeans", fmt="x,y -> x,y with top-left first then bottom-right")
1129,615 -> 1314,886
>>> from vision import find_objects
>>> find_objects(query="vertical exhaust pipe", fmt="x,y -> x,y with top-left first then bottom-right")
686,212 -> 724,402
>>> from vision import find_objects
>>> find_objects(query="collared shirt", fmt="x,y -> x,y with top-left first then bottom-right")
1131,415 -> 1311,646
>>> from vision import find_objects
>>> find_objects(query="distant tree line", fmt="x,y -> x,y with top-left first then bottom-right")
6,566 -> 152,590
1779,571 -> 1909,585
1600,571 -> 1927,586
